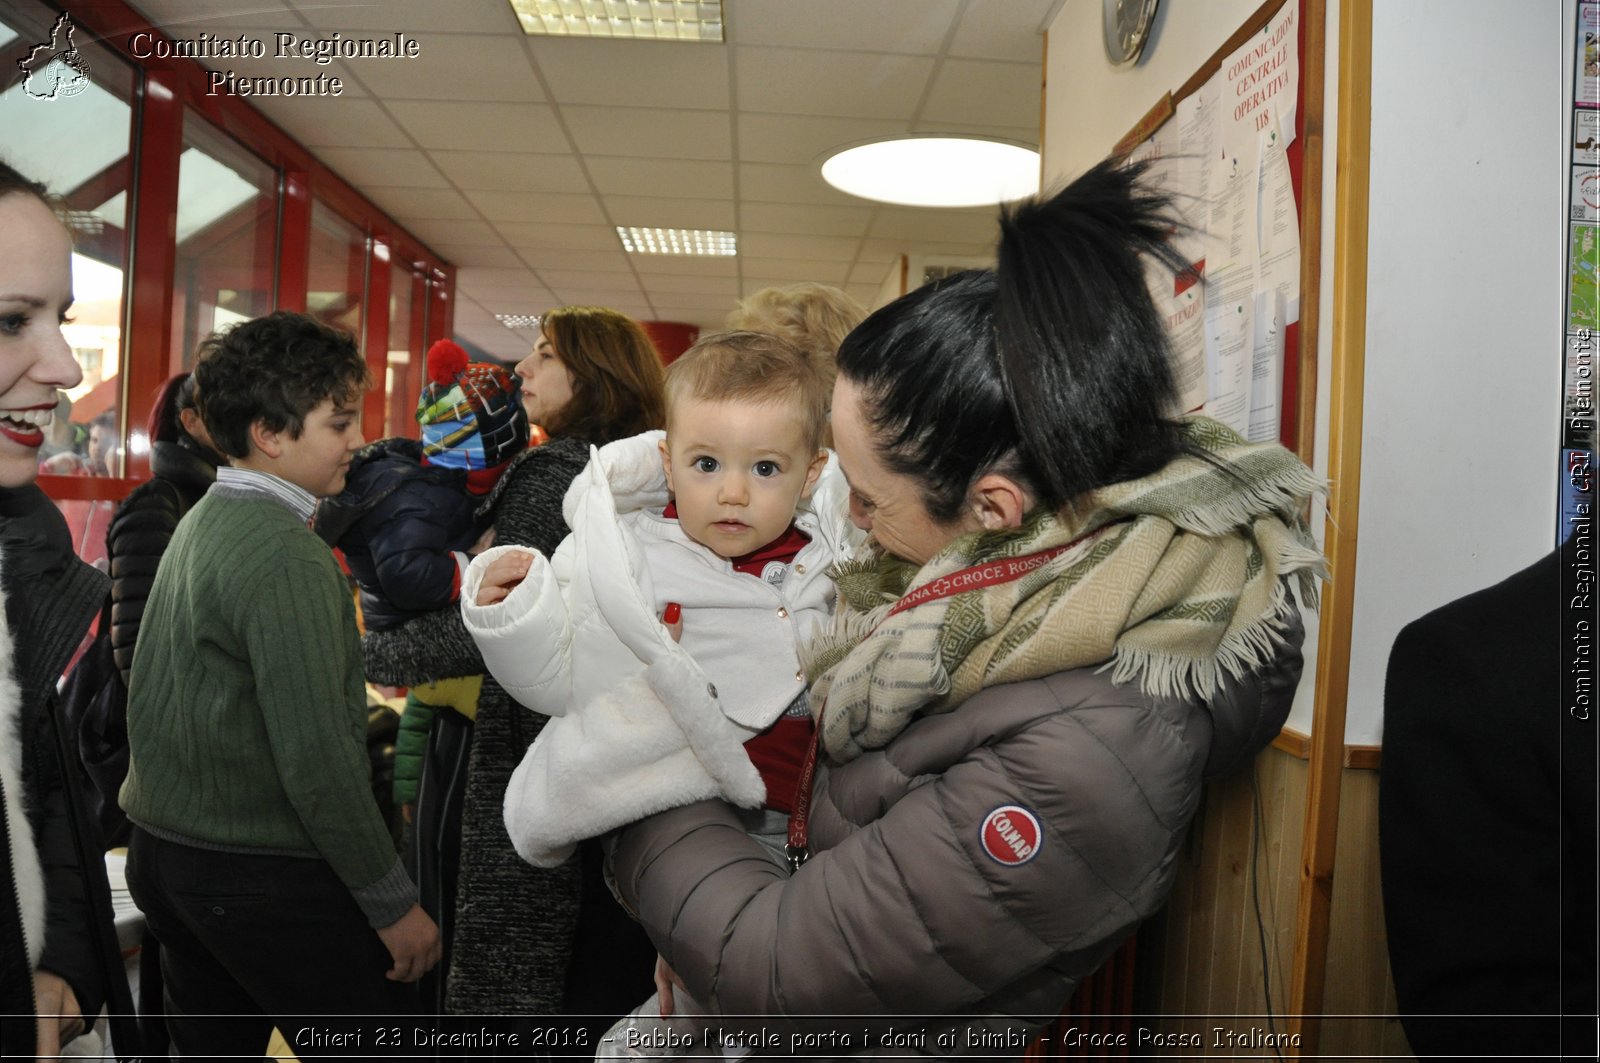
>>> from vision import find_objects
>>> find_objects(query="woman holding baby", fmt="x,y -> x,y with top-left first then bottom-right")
474,158 -> 1323,1048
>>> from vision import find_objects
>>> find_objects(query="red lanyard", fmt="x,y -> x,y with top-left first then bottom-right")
784,528 -> 1116,872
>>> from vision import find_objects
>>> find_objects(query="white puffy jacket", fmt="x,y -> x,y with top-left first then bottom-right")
461,431 -> 859,867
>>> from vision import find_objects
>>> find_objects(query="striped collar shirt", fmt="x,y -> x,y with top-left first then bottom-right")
215,466 -> 317,524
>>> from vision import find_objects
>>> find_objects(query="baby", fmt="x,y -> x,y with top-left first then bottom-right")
462,330 -> 859,871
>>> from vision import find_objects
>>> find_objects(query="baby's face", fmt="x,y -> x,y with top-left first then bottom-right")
660,396 -> 826,559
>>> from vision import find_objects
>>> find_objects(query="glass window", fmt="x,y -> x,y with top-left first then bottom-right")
172,116 -> 279,369
386,260 -> 423,439
1,0 -> 135,491
308,200 -> 368,345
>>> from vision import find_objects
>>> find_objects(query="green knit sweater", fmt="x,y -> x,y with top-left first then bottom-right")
120,484 -> 414,927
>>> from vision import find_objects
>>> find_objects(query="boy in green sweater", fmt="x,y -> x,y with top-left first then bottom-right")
121,312 -> 439,1056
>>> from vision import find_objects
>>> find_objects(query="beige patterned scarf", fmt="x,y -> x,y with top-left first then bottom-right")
806,417 -> 1327,763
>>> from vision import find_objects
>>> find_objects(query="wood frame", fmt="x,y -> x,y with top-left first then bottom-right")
1286,0 -> 1372,1052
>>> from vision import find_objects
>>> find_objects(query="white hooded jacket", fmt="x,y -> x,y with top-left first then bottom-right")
461,430 -> 859,867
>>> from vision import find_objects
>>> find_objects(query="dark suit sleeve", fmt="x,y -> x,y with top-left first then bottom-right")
1380,615 -> 1565,1058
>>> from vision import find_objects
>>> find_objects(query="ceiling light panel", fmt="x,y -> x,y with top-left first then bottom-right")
617,227 -> 737,256
508,0 -> 724,41
821,137 -> 1040,208
495,313 -> 543,329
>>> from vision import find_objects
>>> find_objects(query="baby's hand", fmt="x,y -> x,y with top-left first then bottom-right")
475,549 -> 535,606
661,602 -> 682,643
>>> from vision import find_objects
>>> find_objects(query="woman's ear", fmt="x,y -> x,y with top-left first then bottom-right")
968,473 -> 1030,531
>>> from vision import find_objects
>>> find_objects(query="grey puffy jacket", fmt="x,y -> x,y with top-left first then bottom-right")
611,604 -> 1306,1056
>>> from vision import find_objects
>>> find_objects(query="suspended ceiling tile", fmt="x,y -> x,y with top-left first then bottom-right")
633,273 -> 741,296
458,265 -> 542,289
739,201 -> 873,237
728,0 -> 962,55
912,120 -> 1039,146
368,187 -> 481,221
920,58 -> 1042,129
605,195 -> 736,230
387,100 -> 566,152
405,218 -> 504,247
947,0 -> 1056,62
847,282 -> 885,305
296,0 -> 517,34
130,0 -> 294,30
313,146 -> 451,189
736,113 -> 907,166
466,189 -> 606,224
430,150 -> 591,193
585,157 -> 735,199
253,98 -> 410,147
739,232 -> 860,260
848,261 -> 893,285
429,244 -> 523,268
739,258 -> 850,284
562,105 -> 733,161
345,34 -> 543,102
497,221 -> 622,251
867,208 -> 998,243
737,163 -> 867,207
615,255 -> 737,277
536,269 -> 651,291
516,248 -> 634,272
857,237 -> 997,261
529,38 -> 730,110
646,299 -> 739,315
550,286 -> 647,305
735,47 -> 933,120
474,289 -> 559,313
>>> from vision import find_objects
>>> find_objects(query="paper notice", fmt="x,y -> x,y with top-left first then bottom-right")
1256,114 -> 1301,323
1204,298 -> 1251,435
1249,289 -> 1285,442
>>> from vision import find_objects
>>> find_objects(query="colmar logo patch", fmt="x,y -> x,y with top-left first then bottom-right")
979,805 -> 1042,866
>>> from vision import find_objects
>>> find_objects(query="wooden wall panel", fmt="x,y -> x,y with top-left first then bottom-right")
1140,748 -> 1411,1059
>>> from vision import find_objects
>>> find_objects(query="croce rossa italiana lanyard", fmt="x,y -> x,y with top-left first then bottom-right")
785,526 -> 1119,873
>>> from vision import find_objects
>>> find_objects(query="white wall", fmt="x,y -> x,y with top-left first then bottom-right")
1044,0 -> 1569,744
1349,1 -> 1568,743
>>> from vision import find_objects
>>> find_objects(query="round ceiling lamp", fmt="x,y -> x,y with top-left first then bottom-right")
820,136 -> 1040,208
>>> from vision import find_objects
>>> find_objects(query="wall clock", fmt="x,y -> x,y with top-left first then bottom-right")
1104,0 -> 1159,66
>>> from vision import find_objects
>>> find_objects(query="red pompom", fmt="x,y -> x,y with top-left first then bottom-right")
426,339 -> 470,385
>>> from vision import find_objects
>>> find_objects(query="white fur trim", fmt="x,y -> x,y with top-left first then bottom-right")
0,552 -> 45,969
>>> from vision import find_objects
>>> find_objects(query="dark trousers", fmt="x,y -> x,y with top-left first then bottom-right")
126,828 -> 418,1061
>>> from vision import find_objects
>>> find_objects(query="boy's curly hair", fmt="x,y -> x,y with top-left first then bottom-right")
194,311 -> 371,459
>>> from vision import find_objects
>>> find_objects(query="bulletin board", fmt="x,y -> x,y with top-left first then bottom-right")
1112,0 -> 1323,463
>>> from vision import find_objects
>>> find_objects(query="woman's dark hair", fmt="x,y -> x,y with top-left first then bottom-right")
835,157 -> 1190,521
146,372 -> 193,445
538,306 -> 666,445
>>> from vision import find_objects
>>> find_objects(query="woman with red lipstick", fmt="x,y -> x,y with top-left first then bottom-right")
0,160 -> 128,1060
362,305 -> 665,1022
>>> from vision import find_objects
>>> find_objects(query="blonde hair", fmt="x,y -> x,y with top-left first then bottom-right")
539,306 -> 666,444
665,331 -> 828,452
725,283 -> 867,396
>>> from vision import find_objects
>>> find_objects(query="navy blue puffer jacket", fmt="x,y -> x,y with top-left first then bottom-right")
314,438 -> 481,633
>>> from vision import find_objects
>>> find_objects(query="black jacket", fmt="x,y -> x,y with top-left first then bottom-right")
0,484 -> 125,1057
1380,536 -> 1598,1059
107,438 -> 219,686
314,437 -> 480,633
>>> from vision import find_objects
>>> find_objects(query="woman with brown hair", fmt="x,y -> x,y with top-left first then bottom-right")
364,306 -> 664,1019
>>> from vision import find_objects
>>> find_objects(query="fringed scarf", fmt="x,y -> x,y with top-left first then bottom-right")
805,417 -> 1328,763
